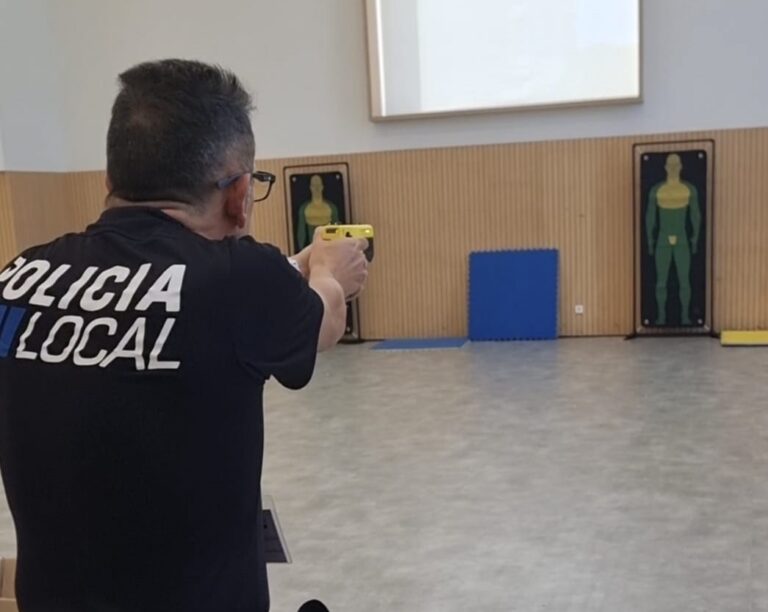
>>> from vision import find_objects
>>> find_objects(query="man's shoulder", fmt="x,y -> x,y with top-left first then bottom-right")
227,237 -> 289,274
229,236 -> 281,255
32,228 -> 87,251
228,237 -> 315,310
3,231 -> 83,268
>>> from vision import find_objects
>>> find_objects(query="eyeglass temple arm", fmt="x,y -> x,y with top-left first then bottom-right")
253,171 -> 275,184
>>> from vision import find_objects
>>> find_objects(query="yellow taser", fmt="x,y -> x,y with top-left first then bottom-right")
319,225 -> 375,262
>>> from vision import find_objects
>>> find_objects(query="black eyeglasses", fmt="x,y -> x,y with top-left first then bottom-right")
216,170 -> 276,202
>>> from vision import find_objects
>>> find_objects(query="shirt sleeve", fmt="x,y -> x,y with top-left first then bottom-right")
229,237 -> 324,389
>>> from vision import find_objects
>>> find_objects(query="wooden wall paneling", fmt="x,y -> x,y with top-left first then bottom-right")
11,125 -> 767,338
6,172 -> 76,251
64,171 -> 107,229
714,130 -> 768,331
250,159 -> 289,252
356,149 -> 410,339
550,139 -> 580,335
716,132 -> 738,331
600,137 -> 635,335
744,130 -> 768,330
0,174 -> 18,266
250,128 -> 768,338
272,126 -> 760,338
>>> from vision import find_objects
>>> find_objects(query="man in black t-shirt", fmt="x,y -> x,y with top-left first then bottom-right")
0,60 -> 367,612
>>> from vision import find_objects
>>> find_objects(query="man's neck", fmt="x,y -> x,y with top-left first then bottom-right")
106,196 -> 232,240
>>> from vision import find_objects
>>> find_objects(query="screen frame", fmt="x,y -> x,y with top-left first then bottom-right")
364,0 -> 644,121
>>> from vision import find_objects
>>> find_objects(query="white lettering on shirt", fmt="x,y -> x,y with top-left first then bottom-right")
2,260 -> 51,301
58,267 -> 99,310
6,262 -> 185,371
16,312 -> 42,360
80,266 -> 131,312
73,317 -> 118,367
0,257 -> 27,284
135,265 -> 186,313
40,316 -> 84,364
115,264 -> 151,312
29,264 -> 72,307
99,317 -> 146,370
148,318 -> 180,370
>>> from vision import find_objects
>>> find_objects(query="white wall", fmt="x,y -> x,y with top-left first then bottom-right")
0,126 -> 6,170
0,0 -> 68,171
1,0 -> 768,171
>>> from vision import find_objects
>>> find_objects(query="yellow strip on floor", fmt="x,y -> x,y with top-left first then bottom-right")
721,331 -> 768,346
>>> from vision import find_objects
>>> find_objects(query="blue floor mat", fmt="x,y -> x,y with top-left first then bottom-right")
469,249 -> 559,341
372,338 -> 467,351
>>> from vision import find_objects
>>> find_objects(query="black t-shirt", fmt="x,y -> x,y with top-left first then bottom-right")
0,207 -> 323,612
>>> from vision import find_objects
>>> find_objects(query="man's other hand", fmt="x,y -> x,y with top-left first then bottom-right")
309,229 -> 368,300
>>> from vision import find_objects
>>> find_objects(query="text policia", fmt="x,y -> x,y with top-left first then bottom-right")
0,257 -> 184,371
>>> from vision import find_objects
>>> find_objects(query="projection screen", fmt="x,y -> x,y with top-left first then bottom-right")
365,0 -> 642,120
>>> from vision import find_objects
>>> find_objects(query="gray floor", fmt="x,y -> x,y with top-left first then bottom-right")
2,338 -> 768,611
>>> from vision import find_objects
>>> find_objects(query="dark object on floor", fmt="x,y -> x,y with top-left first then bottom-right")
298,601 -> 330,612
262,509 -> 288,563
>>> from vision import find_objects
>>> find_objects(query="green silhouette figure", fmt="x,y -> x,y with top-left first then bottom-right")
646,154 -> 702,326
296,174 -> 340,249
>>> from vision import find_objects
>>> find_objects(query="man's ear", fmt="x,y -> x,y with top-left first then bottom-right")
105,176 -> 113,192
222,174 -> 251,229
